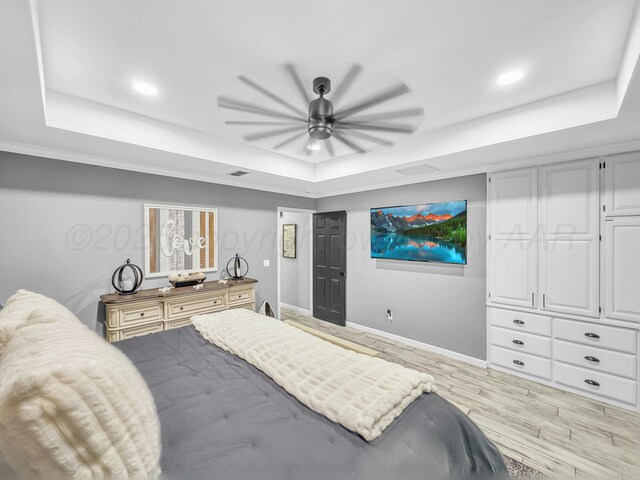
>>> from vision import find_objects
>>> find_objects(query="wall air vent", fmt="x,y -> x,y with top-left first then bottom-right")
395,164 -> 439,176
227,170 -> 250,177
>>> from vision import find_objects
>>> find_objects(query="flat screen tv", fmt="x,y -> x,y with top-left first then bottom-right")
370,200 -> 467,264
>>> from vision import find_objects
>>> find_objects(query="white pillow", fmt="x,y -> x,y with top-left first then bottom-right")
0,290 -> 79,349
0,310 -> 161,479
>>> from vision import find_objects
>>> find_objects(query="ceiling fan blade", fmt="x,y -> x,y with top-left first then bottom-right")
226,121 -> 302,126
330,64 -> 362,106
245,126 -> 306,141
332,131 -> 365,154
284,64 -> 311,105
218,96 -> 305,122
274,131 -> 309,150
334,84 -> 410,121
336,121 -> 415,134
343,129 -> 394,147
325,138 -> 335,157
347,108 -> 423,123
238,75 -> 307,117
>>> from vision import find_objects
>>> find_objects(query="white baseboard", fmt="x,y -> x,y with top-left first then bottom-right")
280,302 -> 312,316
346,321 -> 487,369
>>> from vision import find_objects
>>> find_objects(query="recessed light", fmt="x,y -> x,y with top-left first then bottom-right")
132,81 -> 158,96
307,144 -> 321,151
496,70 -> 524,86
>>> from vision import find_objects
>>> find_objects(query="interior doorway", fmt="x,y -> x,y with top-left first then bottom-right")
277,207 -> 315,319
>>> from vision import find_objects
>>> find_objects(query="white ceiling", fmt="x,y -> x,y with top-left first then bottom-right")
1,0 -> 640,197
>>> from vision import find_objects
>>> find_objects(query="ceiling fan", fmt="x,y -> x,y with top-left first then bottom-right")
218,64 -> 423,157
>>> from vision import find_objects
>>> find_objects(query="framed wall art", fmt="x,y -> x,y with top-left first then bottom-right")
144,204 -> 219,277
282,223 -> 297,258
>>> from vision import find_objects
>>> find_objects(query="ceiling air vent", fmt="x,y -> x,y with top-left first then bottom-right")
395,164 -> 439,176
227,170 -> 250,177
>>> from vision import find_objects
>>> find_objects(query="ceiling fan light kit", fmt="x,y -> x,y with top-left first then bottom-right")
220,64 -> 424,158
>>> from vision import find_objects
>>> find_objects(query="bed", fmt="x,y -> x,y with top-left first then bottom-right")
116,325 -> 507,479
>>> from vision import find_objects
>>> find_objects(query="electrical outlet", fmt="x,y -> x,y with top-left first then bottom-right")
386,309 -> 393,322
263,259 -> 270,267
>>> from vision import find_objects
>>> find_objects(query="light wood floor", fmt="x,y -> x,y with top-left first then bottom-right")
281,308 -> 640,479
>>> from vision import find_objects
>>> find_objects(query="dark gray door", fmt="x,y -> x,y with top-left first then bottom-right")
313,211 -> 347,326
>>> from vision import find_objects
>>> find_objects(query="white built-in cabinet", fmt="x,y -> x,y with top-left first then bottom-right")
487,152 -> 640,411
488,168 -> 537,309
604,152 -> 640,216
538,160 -> 600,318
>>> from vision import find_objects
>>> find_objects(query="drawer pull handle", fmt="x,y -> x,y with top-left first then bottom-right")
512,340 -> 524,345
140,312 -> 145,317
584,332 -> 600,339
513,360 -> 524,366
513,319 -> 525,325
584,356 -> 600,363
585,379 -> 600,387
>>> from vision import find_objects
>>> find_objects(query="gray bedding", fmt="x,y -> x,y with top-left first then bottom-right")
117,326 -> 507,480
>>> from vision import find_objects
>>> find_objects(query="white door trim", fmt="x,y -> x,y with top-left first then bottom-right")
276,207 -> 316,320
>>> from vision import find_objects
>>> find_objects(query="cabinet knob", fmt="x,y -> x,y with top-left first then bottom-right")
140,312 -> 145,317
513,319 -> 525,325
585,379 -> 600,387
180,306 -> 184,310
584,356 -> 600,363
513,360 -> 524,366
584,332 -> 600,339
512,340 -> 524,346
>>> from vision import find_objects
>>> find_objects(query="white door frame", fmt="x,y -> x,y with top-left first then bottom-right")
276,207 -> 316,319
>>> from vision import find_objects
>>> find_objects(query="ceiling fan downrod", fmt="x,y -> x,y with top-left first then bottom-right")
308,77 -> 333,140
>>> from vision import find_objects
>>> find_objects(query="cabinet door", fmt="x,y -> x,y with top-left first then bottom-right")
604,152 -> 640,217
605,217 -> 640,322
539,160 -> 600,317
488,168 -> 537,308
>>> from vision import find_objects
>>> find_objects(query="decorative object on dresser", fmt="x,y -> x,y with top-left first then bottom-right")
111,258 -> 144,295
225,253 -> 249,280
168,270 -> 206,287
282,223 -> 297,258
144,203 -> 219,278
486,152 -> 640,412
100,278 -> 257,342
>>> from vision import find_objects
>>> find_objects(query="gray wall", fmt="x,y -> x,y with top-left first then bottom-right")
316,174 -> 487,360
280,210 -> 311,311
0,152 -> 314,332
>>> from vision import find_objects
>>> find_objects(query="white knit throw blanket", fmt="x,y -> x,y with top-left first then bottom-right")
192,309 -> 436,441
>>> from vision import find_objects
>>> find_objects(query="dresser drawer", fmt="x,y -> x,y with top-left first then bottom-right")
490,308 -> 551,336
165,317 -> 194,330
490,346 -> 551,380
228,288 -> 255,305
117,322 -> 164,341
109,301 -> 164,328
554,340 -> 636,379
166,294 -> 226,319
490,326 -> 551,358
554,362 -> 637,405
554,318 -> 636,354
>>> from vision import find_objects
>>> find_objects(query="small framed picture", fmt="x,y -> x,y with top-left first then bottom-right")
282,224 -> 297,258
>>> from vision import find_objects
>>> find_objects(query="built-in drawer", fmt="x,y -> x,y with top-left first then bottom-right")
554,340 -> 636,379
554,318 -> 636,354
165,317 -> 194,330
228,288 -> 255,306
165,294 -> 226,319
116,322 -> 164,342
554,362 -> 637,405
490,308 -> 551,336
109,301 -> 164,328
490,345 -> 552,380
490,326 -> 551,358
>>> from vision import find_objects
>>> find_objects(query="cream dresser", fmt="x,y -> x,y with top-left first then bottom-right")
100,278 -> 257,342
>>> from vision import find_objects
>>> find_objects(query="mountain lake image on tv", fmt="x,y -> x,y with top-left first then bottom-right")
371,200 -> 467,264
